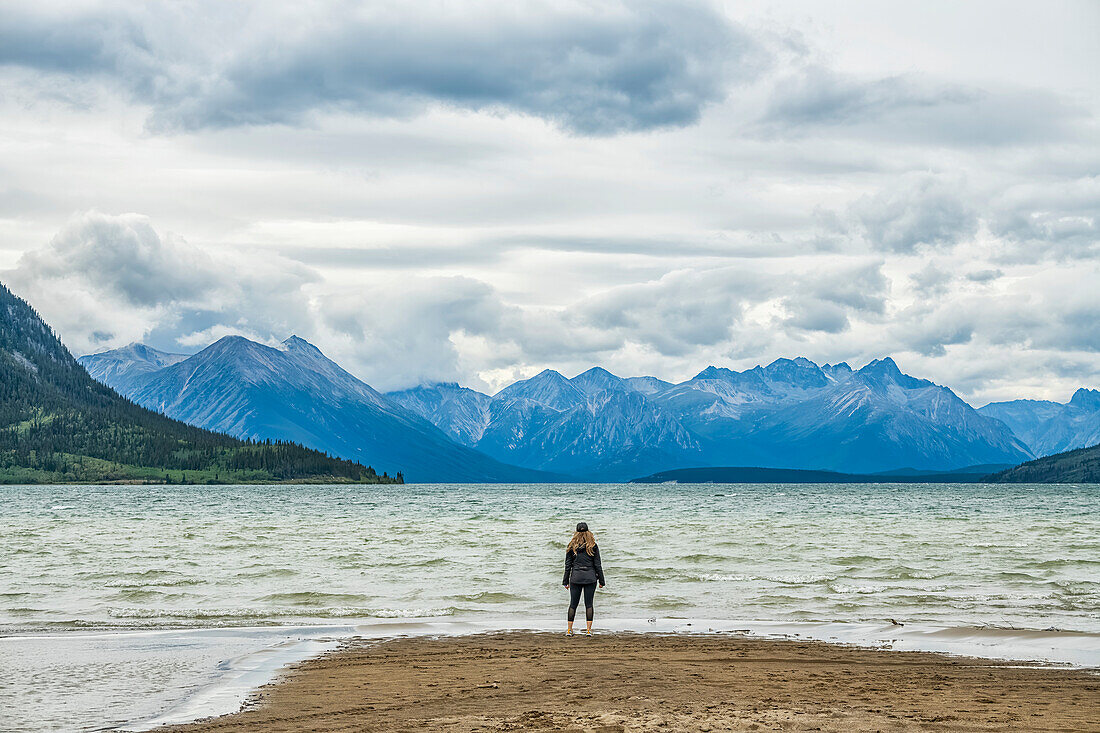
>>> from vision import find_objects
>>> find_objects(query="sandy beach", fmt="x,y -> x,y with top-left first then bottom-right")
166,632 -> 1099,732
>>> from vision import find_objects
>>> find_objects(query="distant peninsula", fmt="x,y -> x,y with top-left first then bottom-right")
631,465 -> 1013,484
986,443 -> 1100,483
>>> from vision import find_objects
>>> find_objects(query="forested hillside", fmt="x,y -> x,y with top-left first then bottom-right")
986,443 -> 1100,483
0,282 -> 400,484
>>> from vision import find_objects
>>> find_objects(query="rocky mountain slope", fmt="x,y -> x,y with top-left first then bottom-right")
390,357 -> 1034,479
979,389 -> 1100,457
79,342 -> 189,394
81,337 -> 553,483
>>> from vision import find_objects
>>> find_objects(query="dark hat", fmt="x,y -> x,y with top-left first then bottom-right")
576,522 -> 589,532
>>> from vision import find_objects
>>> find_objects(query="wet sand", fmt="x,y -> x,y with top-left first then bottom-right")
168,632 -> 1099,732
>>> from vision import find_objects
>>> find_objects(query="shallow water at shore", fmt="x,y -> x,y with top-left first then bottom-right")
1,482 -> 1098,730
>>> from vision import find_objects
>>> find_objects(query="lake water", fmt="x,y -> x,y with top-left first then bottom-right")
2,482 -> 1098,731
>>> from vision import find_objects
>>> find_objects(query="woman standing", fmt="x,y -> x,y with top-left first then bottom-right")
563,521 -> 605,636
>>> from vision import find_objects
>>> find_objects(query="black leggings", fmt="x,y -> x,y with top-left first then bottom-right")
568,582 -> 596,622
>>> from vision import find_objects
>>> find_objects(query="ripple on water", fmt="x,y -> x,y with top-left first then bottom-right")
677,553 -> 729,563
646,595 -> 691,610
105,605 -> 455,620
234,567 -> 299,578
3,482 -> 1099,635
255,592 -> 373,606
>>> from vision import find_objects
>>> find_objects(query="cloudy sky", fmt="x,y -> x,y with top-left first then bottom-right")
1,0 -> 1097,402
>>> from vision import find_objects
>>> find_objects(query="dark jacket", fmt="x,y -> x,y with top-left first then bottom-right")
563,544 -> 605,586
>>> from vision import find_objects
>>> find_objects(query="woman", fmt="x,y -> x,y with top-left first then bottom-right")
562,521 -> 605,636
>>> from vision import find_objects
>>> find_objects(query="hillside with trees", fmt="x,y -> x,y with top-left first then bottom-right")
0,282 -> 400,484
986,443 -> 1100,483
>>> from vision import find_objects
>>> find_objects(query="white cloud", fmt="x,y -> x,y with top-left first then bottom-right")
0,1 -> 1098,402
5,211 -> 317,356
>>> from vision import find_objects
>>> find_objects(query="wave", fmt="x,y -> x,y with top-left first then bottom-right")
882,565 -> 938,580
78,569 -> 182,581
110,589 -> 192,602
992,571 -> 1047,581
235,567 -> 299,579
104,577 -> 206,588
1029,558 -> 1100,569
677,553 -> 730,563
697,573 -> 753,582
762,574 -> 835,585
106,606 -> 456,620
646,595 -> 691,610
830,554 -> 885,565
455,591 -> 527,603
255,592 -> 373,606
829,584 -> 880,594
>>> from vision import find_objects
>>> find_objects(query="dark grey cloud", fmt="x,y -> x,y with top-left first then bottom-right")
759,67 -> 1087,146
0,6 -> 150,75
0,1 -> 766,136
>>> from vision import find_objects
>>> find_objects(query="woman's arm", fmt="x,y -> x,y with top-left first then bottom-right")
563,550 -> 573,586
594,545 -> 605,586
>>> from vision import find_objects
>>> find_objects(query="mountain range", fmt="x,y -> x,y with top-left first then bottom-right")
388,357 -> 1034,479
0,282 -> 394,484
81,336 -> 1100,483
978,389 -> 1100,457
81,336 -> 555,483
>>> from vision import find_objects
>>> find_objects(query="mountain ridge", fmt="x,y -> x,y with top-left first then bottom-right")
978,389 -> 1100,458
87,340 -> 1098,482
82,336 -> 559,483
388,356 -> 1034,479
1,282 -> 396,484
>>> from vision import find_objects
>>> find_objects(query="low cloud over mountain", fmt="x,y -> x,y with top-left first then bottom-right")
2,1 -> 1097,404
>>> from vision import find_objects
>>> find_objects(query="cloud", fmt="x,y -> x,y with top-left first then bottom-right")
3,212 -> 897,390
989,176 -> 1099,260
849,173 -> 978,253
5,211 -> 317,356
0,0 -> 766,136
910,262 -> 954,295
570,267 -> 771,357
888,263 -> 1100,363
314,275 -> 517,388
894,303 -> 975,358
781,261 -> 888,334
965,269 -> 1002,283
759,67 -> 1087,146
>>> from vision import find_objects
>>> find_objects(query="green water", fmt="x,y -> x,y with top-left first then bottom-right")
3,482 -> 1098,633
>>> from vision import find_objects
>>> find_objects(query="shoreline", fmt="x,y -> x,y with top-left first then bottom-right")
76,616 -> 1100,730
162,631 -> 1100,732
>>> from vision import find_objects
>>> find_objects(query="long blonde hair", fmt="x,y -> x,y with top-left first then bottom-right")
567,530 -> 596,555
